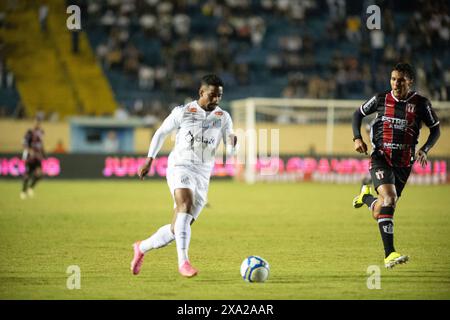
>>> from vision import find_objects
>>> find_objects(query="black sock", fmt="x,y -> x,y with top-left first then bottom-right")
378,220 -> 395,257
30,175 -> 41,189
378,206 -> 395,258
362,194 -> 377,208
22,177 -> 29,192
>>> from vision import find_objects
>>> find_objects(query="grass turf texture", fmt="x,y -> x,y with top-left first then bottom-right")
0,180 -> 449,299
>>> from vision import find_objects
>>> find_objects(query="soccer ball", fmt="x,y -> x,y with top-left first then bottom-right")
240,256 -> 270,283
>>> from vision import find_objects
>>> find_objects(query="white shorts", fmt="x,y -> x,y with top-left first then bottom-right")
166,165 -> 210,220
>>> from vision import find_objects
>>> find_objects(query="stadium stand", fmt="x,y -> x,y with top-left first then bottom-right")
0,58 -> 20,117
0,0 -> 448,120
0,0 -> 118,118
83,0 -> 449,119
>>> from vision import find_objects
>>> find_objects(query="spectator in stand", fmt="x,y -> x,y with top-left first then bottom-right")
81,0 -> 449,108
38,4 -> 48,33
53,140 -> 67,154
104,130 -> 120,154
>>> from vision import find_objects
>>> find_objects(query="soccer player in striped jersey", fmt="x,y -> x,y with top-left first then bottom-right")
352,63 -> 440,268
21,118 -> 46,199
130,74 -> 237,278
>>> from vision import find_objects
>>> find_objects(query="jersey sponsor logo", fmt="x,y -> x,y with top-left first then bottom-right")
188,107 -> 197,113
185,131 -> 194,143
383,142 -> 409,150
375,169 -> 384,180
194,135 -> 216,146
381,115 -> 409,130
185,130 -> 216,146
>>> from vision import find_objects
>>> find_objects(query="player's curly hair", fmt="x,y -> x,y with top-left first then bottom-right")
393,63 -> 415,81
201,74 -> 224,87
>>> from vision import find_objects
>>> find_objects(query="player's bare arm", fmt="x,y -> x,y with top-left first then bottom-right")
415,149 -> 427,168
22,147 -> 30,160
353,138 -> 368,154
415,124 -> 441,168
230,134 -> 237,147
138,157 -> 154,180
228,133 -> 237,152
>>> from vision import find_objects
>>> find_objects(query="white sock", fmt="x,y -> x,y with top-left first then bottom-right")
174,212 -> 193,267
139,224 -> 175,253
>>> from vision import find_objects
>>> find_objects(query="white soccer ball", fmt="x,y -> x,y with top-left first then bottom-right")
240,256 -> 270,283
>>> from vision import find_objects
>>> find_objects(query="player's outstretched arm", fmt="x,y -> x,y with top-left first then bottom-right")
22,130 -> 32,160
352,109 -> 368,155
415,124 -> 440,168
415,149 -> 427,168
138,108 -> 181,180
22,148 -> 30,161
138,125 -> 169,180
228,133 -> 237,150
230,134 -> 237,147
354,138 -> 368,155
138,157 -> 154,180
225,133 -> 238,157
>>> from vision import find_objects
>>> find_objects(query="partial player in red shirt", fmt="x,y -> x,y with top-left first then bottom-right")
21,118 -> 46,199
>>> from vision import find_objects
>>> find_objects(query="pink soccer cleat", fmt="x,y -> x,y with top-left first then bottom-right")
130,241 -> 144,275
178,261 -> 198,278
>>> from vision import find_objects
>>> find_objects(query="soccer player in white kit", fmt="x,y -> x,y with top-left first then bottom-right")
131,74 -> 236,278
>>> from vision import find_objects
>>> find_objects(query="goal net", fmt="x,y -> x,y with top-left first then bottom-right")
230,98 -> 450,184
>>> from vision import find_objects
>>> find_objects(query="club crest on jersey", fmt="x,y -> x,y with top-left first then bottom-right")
188,107 -> 197,113
375,169 -> 384,180
214,111 -> 223,116
406,103 -> 415,113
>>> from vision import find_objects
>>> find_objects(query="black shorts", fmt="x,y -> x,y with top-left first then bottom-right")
26,160 -> 42,174
370,154 -> 411,197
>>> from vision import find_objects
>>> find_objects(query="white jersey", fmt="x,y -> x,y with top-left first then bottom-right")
147,100 -> 234,174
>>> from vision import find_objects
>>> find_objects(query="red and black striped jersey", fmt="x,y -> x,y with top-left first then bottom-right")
359,90 -> 439,167
23,128 -> 45,162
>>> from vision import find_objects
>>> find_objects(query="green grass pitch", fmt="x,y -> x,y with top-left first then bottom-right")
0,180 -> 449,299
